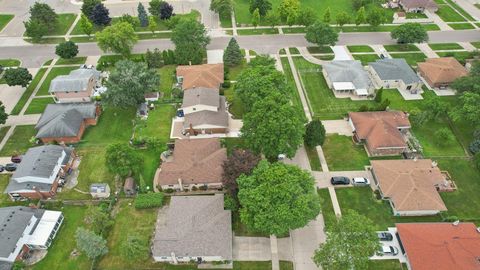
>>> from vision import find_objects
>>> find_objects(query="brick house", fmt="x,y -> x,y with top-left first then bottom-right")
49,68 -> 101,103
418,57 -> 468,89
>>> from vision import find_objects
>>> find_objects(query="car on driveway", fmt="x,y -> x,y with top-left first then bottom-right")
5,163 -> 17,172
377,232 -> 393,241
378,245 -> 399,256
352,177 -> 370,186
330,176 -> 350,185
11,155 -> 22,163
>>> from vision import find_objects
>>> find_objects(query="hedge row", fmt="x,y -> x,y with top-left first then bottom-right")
134,192 -> 164,209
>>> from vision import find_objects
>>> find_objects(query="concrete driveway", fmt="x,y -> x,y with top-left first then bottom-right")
370,227 -> 408,263
282,146 -> 311,171
290,214 -> 326,270
233,236 -> 271,261
0,84 -> 25,113
313,170 -> 373,189
322,119 -> 353,136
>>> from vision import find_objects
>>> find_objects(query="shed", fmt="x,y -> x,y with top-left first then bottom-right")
90,183 -> 110,199
124,177 -> 136,197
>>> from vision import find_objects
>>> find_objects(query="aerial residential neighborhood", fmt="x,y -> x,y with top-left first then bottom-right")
0,0 -> 479,269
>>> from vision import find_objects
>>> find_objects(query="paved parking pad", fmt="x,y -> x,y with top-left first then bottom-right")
313,170 -> 373,189
233,236 -> 271,261
370,227 -> 408,263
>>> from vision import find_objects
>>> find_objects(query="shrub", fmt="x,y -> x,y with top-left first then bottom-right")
172,88 -> 183,99
222,81 -> 231,88
434,128 -> 455,146
469,139 -> 480,154
164,188 -> 174,193
134,192 -> 164,209
442,215 -> 459,222
224,193 -> 238,211
304,120 -> 326,147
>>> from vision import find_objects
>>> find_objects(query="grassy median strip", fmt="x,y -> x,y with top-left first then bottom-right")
0,14 -> 14,32
10,68 -> 47,115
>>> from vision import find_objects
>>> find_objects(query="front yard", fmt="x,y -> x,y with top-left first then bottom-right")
0,125 -> 36,156
322,135 -> 370,171
25,97 -> 55,114
0,14 -> 14,32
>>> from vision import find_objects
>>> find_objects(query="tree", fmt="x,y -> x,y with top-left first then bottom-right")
352,0 -> 365,10
24,19 -> 48,42
89,3 -> 111,26
265,11 -> 280,28
145,48 -> 163,68
4,68 -> 32,87
248,54 -> 276,67
450,92 -> 480,127
313,210 -> 380,269
149,0 -> 162,17
249,0 -> 272,16
29,2 -> 58,31
451,61 -> 480,94
79,14 -> 93,36
366,7 -> 385,28
119,14 -> 139,28
391,23 -> 428,44
148,16 -> 158,34
210,0 -> 233,15
159,1 -> 174,20
423,96 -> 448,120
224,38 -> 243,66
305,22 -> 338,47
475,153 -> 480,170
82,0 -> 101,18
323,7 -> 331,23
105,143 -> 143,177
297,7 -> 316,27
355,6 -> 366,26
75,227 -> 108,264
336,11 -> 350,29
96,22 -> 138,57
55,41 -> 79,59
222,149 -> 261,197
237,160 -> 320,236
84,206 -> 114,235
304,120 -> 326,147
171,19 -> 210,65
252,8 -> 260,28
241,93 -> 305,161
278,0 -> 300,22
138,3 -> 149,27
103,60 -> 160,107
120,234 -> 149,260
434,128 -> 455,145
0,102 -> 8,125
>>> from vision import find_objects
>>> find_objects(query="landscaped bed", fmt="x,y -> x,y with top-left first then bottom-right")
322,134 -> 370,171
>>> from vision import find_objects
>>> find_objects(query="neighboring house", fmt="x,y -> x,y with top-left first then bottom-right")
348,111 -> 411,156
90,183 -> 110,199
399,0 -> 438,12
418,57 -> 468,89
35,103 -> 100,144
371,159 -> 449,216
395,223 -> 480,270
5,145 -> 75,201
322,60 -> 375,97
152,194 -> 232,263
368,59 -> 423,94
0,206 -> 63,263
49,68 -> 101,103
154,138 -> 227,191
176,64 -> 224,90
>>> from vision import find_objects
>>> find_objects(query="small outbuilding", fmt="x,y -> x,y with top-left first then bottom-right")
124,177 -> 137,197
90,183 -> 110,199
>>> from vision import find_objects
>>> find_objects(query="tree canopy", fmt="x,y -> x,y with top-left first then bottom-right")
222,149 -> 261,198
105,143 -> 143,177
304,120 -> 326,147
90,3 -> 111,26
120,234 -> 149,261
159,1 -> 174,20
210,0 -> 233,15
171,19 -> 210,65
278,0 -> 300,21
82,0 -> 101,18
305,22 -> 338,47
96,22 -> 138,57
4,68 -> 32,87
366,7 -> 386,27
249,0 -> 272,16
391,23 -> 428,44
75,227 -> 108,261
55,41 -> 79,59
84,206 -> 114,236
224,38 -> 243,66
0,102 -> 8,125
79,14 -> 94,36
29,2 -> 58,31
137,3 -> 149,27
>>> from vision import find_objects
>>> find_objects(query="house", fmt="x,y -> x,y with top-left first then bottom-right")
418,57 -> 468,89
152,194 -> 232,263
124,177 -> 136,197
49,68 -> 101,103
0,206 -> 63,263
371,159 -> 449,216
154,138 -> 227,191
399,0 -> 438,13
348,111 -> 411,156
35,103 -> 100,144
368,59 -> 423,94
322,60 -> 375,97
4,145 -> 75,201
89,183 -> 110,199
176,64 -> 224,90
395,223 -> 480,270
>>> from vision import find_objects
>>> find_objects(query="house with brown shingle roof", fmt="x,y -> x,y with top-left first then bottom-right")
395,223 -> 480,270
399,0 -> 438,12
371,159 -> 448,216
176,64 -> 224,90
154,138 -> 227,191
418,57 -> 468,89
348,111 -> 411,156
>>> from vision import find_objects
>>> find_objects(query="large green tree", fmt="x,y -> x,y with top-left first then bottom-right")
210,0 -> 233,15
0,102 -> 8,125
55,41 -> 79,59
81,0 -> 101,18
451,61 -> 480,93
313,210 -> 380,270
297,7 -> 316,27
249,0 -> 272,16
278,0 -> 300,22
84,206 -> 114,236
355,6 -> 366,26
29,2 -> 58,31
138,3 -> 149,27
237,160 -> 320,236
79,14 -> 94,36
75,227 -> 108,264
105,143 -> 144,177
304,120 -> 326,147
96,22 -> 138,57
305,22 -> 338,47
366,7 -> 385,27
90,3 -> 111,26
171,19 -> 210,65
391,23 -> 428,44
4,68 -> 32,87
103,60 -> 160,107
336,11 -> 351,29
450,92 -> 480,128
224,38 -> 243,66
23,19 -> 48,42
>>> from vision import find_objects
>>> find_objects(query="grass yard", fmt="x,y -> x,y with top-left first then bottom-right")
10,68 -> 47,115
307,46 -> 333,54
436,51 -> 475,64
472,42 -> 480,49
313,55 -> 335,61
220,12 -> 233,28
0,58 -> 20,67
56,57 -> 87,65
158,65 -> 176,98
50,14 -> 77,35
0,127 -> 9,143
448,23 -> 475,30
0,14 -> 14,31
135,105 -> 175,141
347,45 -> 374,53
24,97 -> 54,114
428,43 -> 463,50
280,58 -> 307,122
0,125 -> 36,156
436,5 -> 466,22
383,44 -> 420,52
228,59 -> 247,81
406,12 -> 427,19
444,0 -> 476,20
137,32 -> 172,40
282,27 -> 306,34
317,188 -> 336,230
390,52 -> 426,67
367,260 -> 407,270
68,36 -> 96,43
305,146 -> 322,171
352,54 -> 379,65
237,28 -> 279,35
322,135 -> 370,171
289,47 -> 300,54
36,66 -> 78,96
412,119 -> 465,157
224,85 -> 246,119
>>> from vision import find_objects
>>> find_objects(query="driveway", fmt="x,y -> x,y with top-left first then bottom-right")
313,170 -> 373,189
282,145 -> 311,171
0,84 -> 25,113
332,46 -> 353,60
370,227 -> 408,263
233,236 -> 271,261
290,214 -> 326,270
322,119 -> 353,136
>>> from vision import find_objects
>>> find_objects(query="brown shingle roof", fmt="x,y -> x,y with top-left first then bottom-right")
349,111 -> 411,150
371,159 -> 448,212
396,223 -> 480,270
157,138 -> 227,185
400,0 -> 438,9
418,57 -> 468,85
176,64 -> 224,90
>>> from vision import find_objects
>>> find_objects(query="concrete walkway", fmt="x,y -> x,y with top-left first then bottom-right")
459,41 -> 478,51
270,236 -> 279,270
85,55 -> 101,66
453,0 -> 480,20
298,47 -> 324,65
332,45 -> 353,60
328,187 -> 342,217
371,44 -> 390,58
424,10 -> 453,31
290,214 -> 326,270
416,43 -> 439,58
65,13 -> 81,41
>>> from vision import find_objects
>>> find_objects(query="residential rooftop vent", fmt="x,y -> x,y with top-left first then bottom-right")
452,220 -> 460,226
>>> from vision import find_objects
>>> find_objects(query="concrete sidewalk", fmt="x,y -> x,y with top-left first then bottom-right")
0,114 -> 41,127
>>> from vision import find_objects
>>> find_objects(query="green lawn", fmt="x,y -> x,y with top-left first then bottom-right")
428,43 -> 463,50
412,119 -> 465,157
280,57 -> 307,122
444,0 -> 476,20
56,57 -> 87,65
436,5 -> 466,22
448,23 -> 475,30
0,175 -> 13,207
36,66 -> 78,96
367,260 -> 408,270
0,126 -> 9,143
158,65 -> 176,98
224,85 -> 246,119
220,12 -> 233,28
68,36 -> 96,43
339,24 -> 439,32
135,105 -> 175,140
305,146 -> 322,171
347,45 -> 374,53
137,32 -> 172,40
436,51 -> 475,64
0,58 -> 20,67
352,54 -> 379,65
50,14 -> 77,35
0,14 -> 14,32
0,125 -> 36,156
24,97 -> 55,114
282,27 -> 306,34
472,42 -> 480,49
25,37 -> 66,44
289,47 -> 300,54
10,68 -> 48,115
390,52 -> 426,67
317,188 -> 336,230
237,28 -> 279,35
307,46 -> 333,54
322,135 -> 370,171
228,59 -> 247,81
406,12 -> 428,19
383,44 -> 420,52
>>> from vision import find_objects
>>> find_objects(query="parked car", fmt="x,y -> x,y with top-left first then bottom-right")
0,165 -> 4,172
378,245 -> 399,256
5,163 -> 17,172
352,177 -> 370,186
330,176 -> 350,185
11,155 -> 22,163
377,232 -> 393,241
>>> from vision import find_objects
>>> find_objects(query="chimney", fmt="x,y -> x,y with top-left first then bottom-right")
178,178 -> 183,192
431,161 -> 438,167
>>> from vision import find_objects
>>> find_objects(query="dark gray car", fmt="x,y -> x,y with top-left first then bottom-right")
330,176 -> 350,185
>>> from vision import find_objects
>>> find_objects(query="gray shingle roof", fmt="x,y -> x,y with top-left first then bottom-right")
90,183 -> 108,193
323,60 -> 373,90
182,87 -> 220,108
49,68 -> 100,93
369,58 -> 421,84
184,96 -> 228,129
35,103 -> 97,139
153,194 -> 232,260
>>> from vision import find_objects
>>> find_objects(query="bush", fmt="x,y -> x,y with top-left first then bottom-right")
474,153 -> 480,170
164,188 -> 174,193
134,192 -> 164,209
469,139 -> 480,154
224,193 -> 238,211
172,87 -> 183,99
442,215 -> 459,222
222,81 -> 231,88
304,120 -> 326,147
199,185 -> 208,191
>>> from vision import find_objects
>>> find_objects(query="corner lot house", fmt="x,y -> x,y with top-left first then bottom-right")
322,60 -> 375,97
0,206 -> 63,263
395,223 -> 480,270
49,68 -> 101,103
398,0 -> 438,12
418,57 -> 468,89
152,194 -> 232,263
371,159 -> 449,216
35,103 -> 100,143
349,111 -> 411,156
154,138 -> 227,191
368,59 -> 423,94
176,64 -> 224,90
5,145 -> 75,201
